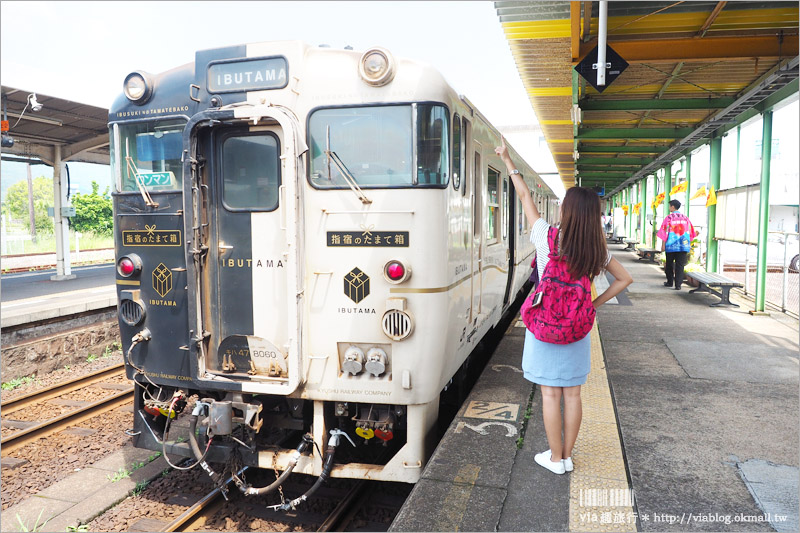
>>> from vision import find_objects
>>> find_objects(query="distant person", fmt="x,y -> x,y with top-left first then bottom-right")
657,199 -> 696,290
496,139 -> 633,475
602,212 -> 612,232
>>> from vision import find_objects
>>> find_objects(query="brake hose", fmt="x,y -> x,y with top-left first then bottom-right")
269,429 -> 355,511
236,433 -> 314,496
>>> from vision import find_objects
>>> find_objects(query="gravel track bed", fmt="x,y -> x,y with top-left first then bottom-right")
1,352 -> 124,403
2,382 -> 127,426
87,465 -> 411,532
1,404 -> 133,510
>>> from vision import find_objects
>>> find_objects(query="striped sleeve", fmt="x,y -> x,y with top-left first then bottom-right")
531,218 -> 552,280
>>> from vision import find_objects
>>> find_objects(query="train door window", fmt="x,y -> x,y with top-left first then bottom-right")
416,104 -> 449,185
486,167 -> 500,244
473,151 -> 481,238
502,176 -> 509,241
115,119 -> 186,192
452,114 -> 461,190
220,132 -> 281,211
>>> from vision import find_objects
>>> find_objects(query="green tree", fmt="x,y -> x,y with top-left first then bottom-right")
71,181 -> 113,235
4,176 -> 54,234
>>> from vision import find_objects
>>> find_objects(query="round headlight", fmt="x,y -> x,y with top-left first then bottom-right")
358,47 -> 396,87
123,71 -> 153,104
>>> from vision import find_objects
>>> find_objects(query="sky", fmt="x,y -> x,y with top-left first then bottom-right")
0,1 -> 564,198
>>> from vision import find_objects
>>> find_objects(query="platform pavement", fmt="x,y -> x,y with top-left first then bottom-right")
392,244 -> 799,532
391,297 -> 633,531
0,285 -> 117,328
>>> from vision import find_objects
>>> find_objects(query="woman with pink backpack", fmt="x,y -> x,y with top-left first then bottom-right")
496,139 -> 633,475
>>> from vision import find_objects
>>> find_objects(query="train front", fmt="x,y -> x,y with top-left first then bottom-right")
110,41 -> 460,489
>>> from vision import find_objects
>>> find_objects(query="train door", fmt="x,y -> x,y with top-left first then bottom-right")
203,124 -> 293,384
503,175 -> 516,305
471,143 -> 483,320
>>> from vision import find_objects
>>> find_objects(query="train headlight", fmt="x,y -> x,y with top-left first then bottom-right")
358,47 -> 396,86
383,260 -> 411,284
117,254 -> 142,278
123,71 -> 154,104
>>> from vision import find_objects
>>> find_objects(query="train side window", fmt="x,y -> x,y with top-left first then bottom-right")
416,104 -> 449,186
452,114 -> 461,190
461,117 -> 469,196
220,133 -> 281,211
486,166 -> 500,244
473,151 -> 481,238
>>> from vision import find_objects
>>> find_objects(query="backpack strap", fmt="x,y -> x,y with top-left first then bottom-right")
546,226 -> 560,259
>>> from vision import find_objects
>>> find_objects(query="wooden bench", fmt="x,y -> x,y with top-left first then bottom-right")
623,239 -> 639,251
608,235 -> 625,244
637,248 -> 660,263
686,271 -> 743,307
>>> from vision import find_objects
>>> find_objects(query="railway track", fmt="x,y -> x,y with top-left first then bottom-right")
0,363 -> 133,455
161,469 -> 378,532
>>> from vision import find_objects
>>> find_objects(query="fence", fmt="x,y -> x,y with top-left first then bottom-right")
719,232 -> 799,317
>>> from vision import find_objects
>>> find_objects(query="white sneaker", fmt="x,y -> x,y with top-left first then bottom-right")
535,450 -> 565,474
564,456 -> 574,472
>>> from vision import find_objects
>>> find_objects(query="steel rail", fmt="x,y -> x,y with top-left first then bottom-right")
1,363 -> 126,416
317,479 -> 370,532
163,468 -> 248,532
0,387 -> 133,455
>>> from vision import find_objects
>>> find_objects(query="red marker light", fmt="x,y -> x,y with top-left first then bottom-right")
117,256 -> 141,277
384,260 -> 410,284
386,262 -> 405,281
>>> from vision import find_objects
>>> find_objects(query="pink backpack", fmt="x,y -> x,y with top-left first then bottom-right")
521,226 -> 596,344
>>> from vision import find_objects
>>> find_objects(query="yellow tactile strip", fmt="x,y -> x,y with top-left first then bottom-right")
568,285 -> 636,532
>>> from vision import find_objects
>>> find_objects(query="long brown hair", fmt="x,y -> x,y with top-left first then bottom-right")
558,187 -> 608,279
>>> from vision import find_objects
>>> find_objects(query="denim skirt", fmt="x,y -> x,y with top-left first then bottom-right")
521,329 -> 591,387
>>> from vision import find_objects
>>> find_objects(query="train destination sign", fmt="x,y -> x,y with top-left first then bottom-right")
327,231 -> 409,247
138,171 -> 175,188
207,57 -> 288,93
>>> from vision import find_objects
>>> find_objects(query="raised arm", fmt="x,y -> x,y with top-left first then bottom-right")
495,138 -> 540,227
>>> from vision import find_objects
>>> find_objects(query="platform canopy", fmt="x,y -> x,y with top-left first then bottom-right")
496,1 -> 799,194
1,86 -> 109,166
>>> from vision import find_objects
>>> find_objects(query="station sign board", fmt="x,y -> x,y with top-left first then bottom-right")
575,44 -> 628,93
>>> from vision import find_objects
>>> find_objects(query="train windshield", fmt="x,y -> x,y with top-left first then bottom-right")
308,104 -> 449,188
112,119 -> 186,192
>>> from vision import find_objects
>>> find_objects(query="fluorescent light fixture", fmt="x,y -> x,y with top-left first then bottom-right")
5,111 -> 62,127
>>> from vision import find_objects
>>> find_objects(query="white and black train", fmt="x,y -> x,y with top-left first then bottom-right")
110,41 -> 558,495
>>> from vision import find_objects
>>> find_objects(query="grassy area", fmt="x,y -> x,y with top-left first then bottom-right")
2,231 -> 113,255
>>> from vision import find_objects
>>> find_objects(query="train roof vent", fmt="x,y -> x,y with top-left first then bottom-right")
120,299 -> 145,326
381,309 -> 413,341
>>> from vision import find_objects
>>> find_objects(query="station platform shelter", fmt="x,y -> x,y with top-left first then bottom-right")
496,0 -> 799,316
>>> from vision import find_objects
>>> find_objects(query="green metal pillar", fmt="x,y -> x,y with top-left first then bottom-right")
640,177 -> 647,246
664,165 -> 672,218
685,153 -> 692,220
707,135 -> 722,272
627,186 -> 633,238
647,174 -> 658,245
735,125 -> 741,187
754,111 -> 773,313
